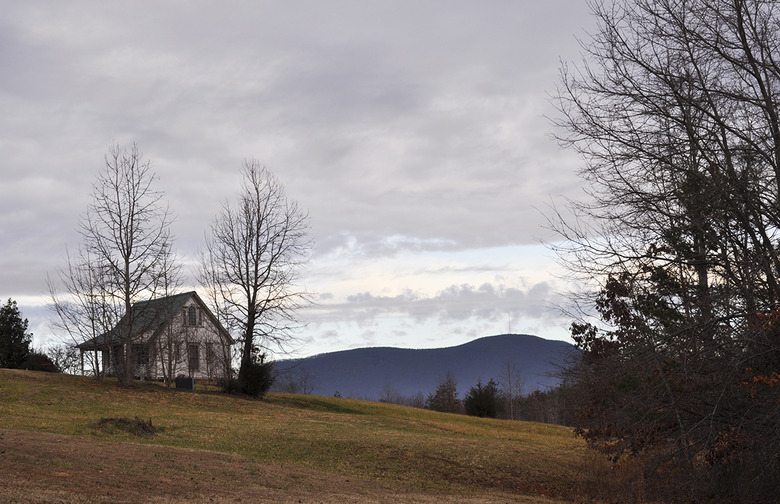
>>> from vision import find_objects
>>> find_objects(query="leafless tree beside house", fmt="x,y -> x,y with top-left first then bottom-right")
50,143 -> 175,384
49,246 -> 118,378
199,160 -> 311,394
151,250 -> 185,386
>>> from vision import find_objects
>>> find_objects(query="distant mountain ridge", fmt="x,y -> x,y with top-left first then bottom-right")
273,334 -> 576,399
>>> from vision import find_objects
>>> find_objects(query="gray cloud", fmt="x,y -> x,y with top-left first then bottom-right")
299,278 -> 567,354
2,1 -> 592,352
308,280 -> 561,326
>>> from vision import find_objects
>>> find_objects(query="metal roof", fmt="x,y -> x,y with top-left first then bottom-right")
76,291 -> 205,350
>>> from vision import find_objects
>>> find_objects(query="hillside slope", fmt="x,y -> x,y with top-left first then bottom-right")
274,334 -> 576,399
0,369 -> 590,503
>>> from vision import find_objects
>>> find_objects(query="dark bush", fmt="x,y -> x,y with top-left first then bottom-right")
237,360 -> 275,398
0,298 -> 32,368
21,351 -> 60,373
218,376 -> 241,394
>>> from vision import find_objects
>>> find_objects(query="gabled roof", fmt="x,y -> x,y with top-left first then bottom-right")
76,291 -> 229,350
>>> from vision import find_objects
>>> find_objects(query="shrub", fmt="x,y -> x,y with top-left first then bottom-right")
20,351 -> 60,373
218,376 -> 241,394
237,360 -> 275,398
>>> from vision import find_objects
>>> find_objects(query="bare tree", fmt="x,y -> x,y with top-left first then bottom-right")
552,0 -> 780,500
274,365 -> 317,394
48,247 -> 117,378
498,361 -> 525,421
51,143 -> 174,384
199,160 -> 311,394
378,383 -> 403,404
152,250 -> 184,387
45,343 -> 80,375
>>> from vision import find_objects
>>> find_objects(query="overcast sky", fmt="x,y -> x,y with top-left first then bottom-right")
1,1 -> 593,357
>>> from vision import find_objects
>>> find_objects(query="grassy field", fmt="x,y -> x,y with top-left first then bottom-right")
0,369 -> 592,503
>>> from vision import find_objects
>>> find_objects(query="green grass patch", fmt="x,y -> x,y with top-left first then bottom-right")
0,369 -> 587,499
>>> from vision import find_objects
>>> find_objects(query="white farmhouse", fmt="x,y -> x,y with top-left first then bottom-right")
76,291 -> 233,382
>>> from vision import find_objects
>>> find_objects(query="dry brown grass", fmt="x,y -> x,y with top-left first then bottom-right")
0,369 -> 589,503
573,450 -> 650,504
0,429 -> 569,504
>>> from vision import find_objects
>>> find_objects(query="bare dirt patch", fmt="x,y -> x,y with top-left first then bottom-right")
0,429 -> 562,503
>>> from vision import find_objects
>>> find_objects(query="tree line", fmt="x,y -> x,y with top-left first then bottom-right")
271,362 -> 572,425
416,367 -> 573,424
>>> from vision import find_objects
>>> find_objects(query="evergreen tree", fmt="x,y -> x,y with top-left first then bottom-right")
464,379 -> 500,418
0,298 -> 32,368
425,371 -> 461,413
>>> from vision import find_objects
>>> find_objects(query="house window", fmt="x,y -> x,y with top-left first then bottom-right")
182,308 -> 188,326
188,344 -> 200,372
198,308 -> 203,326
188,306 -> 197,327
